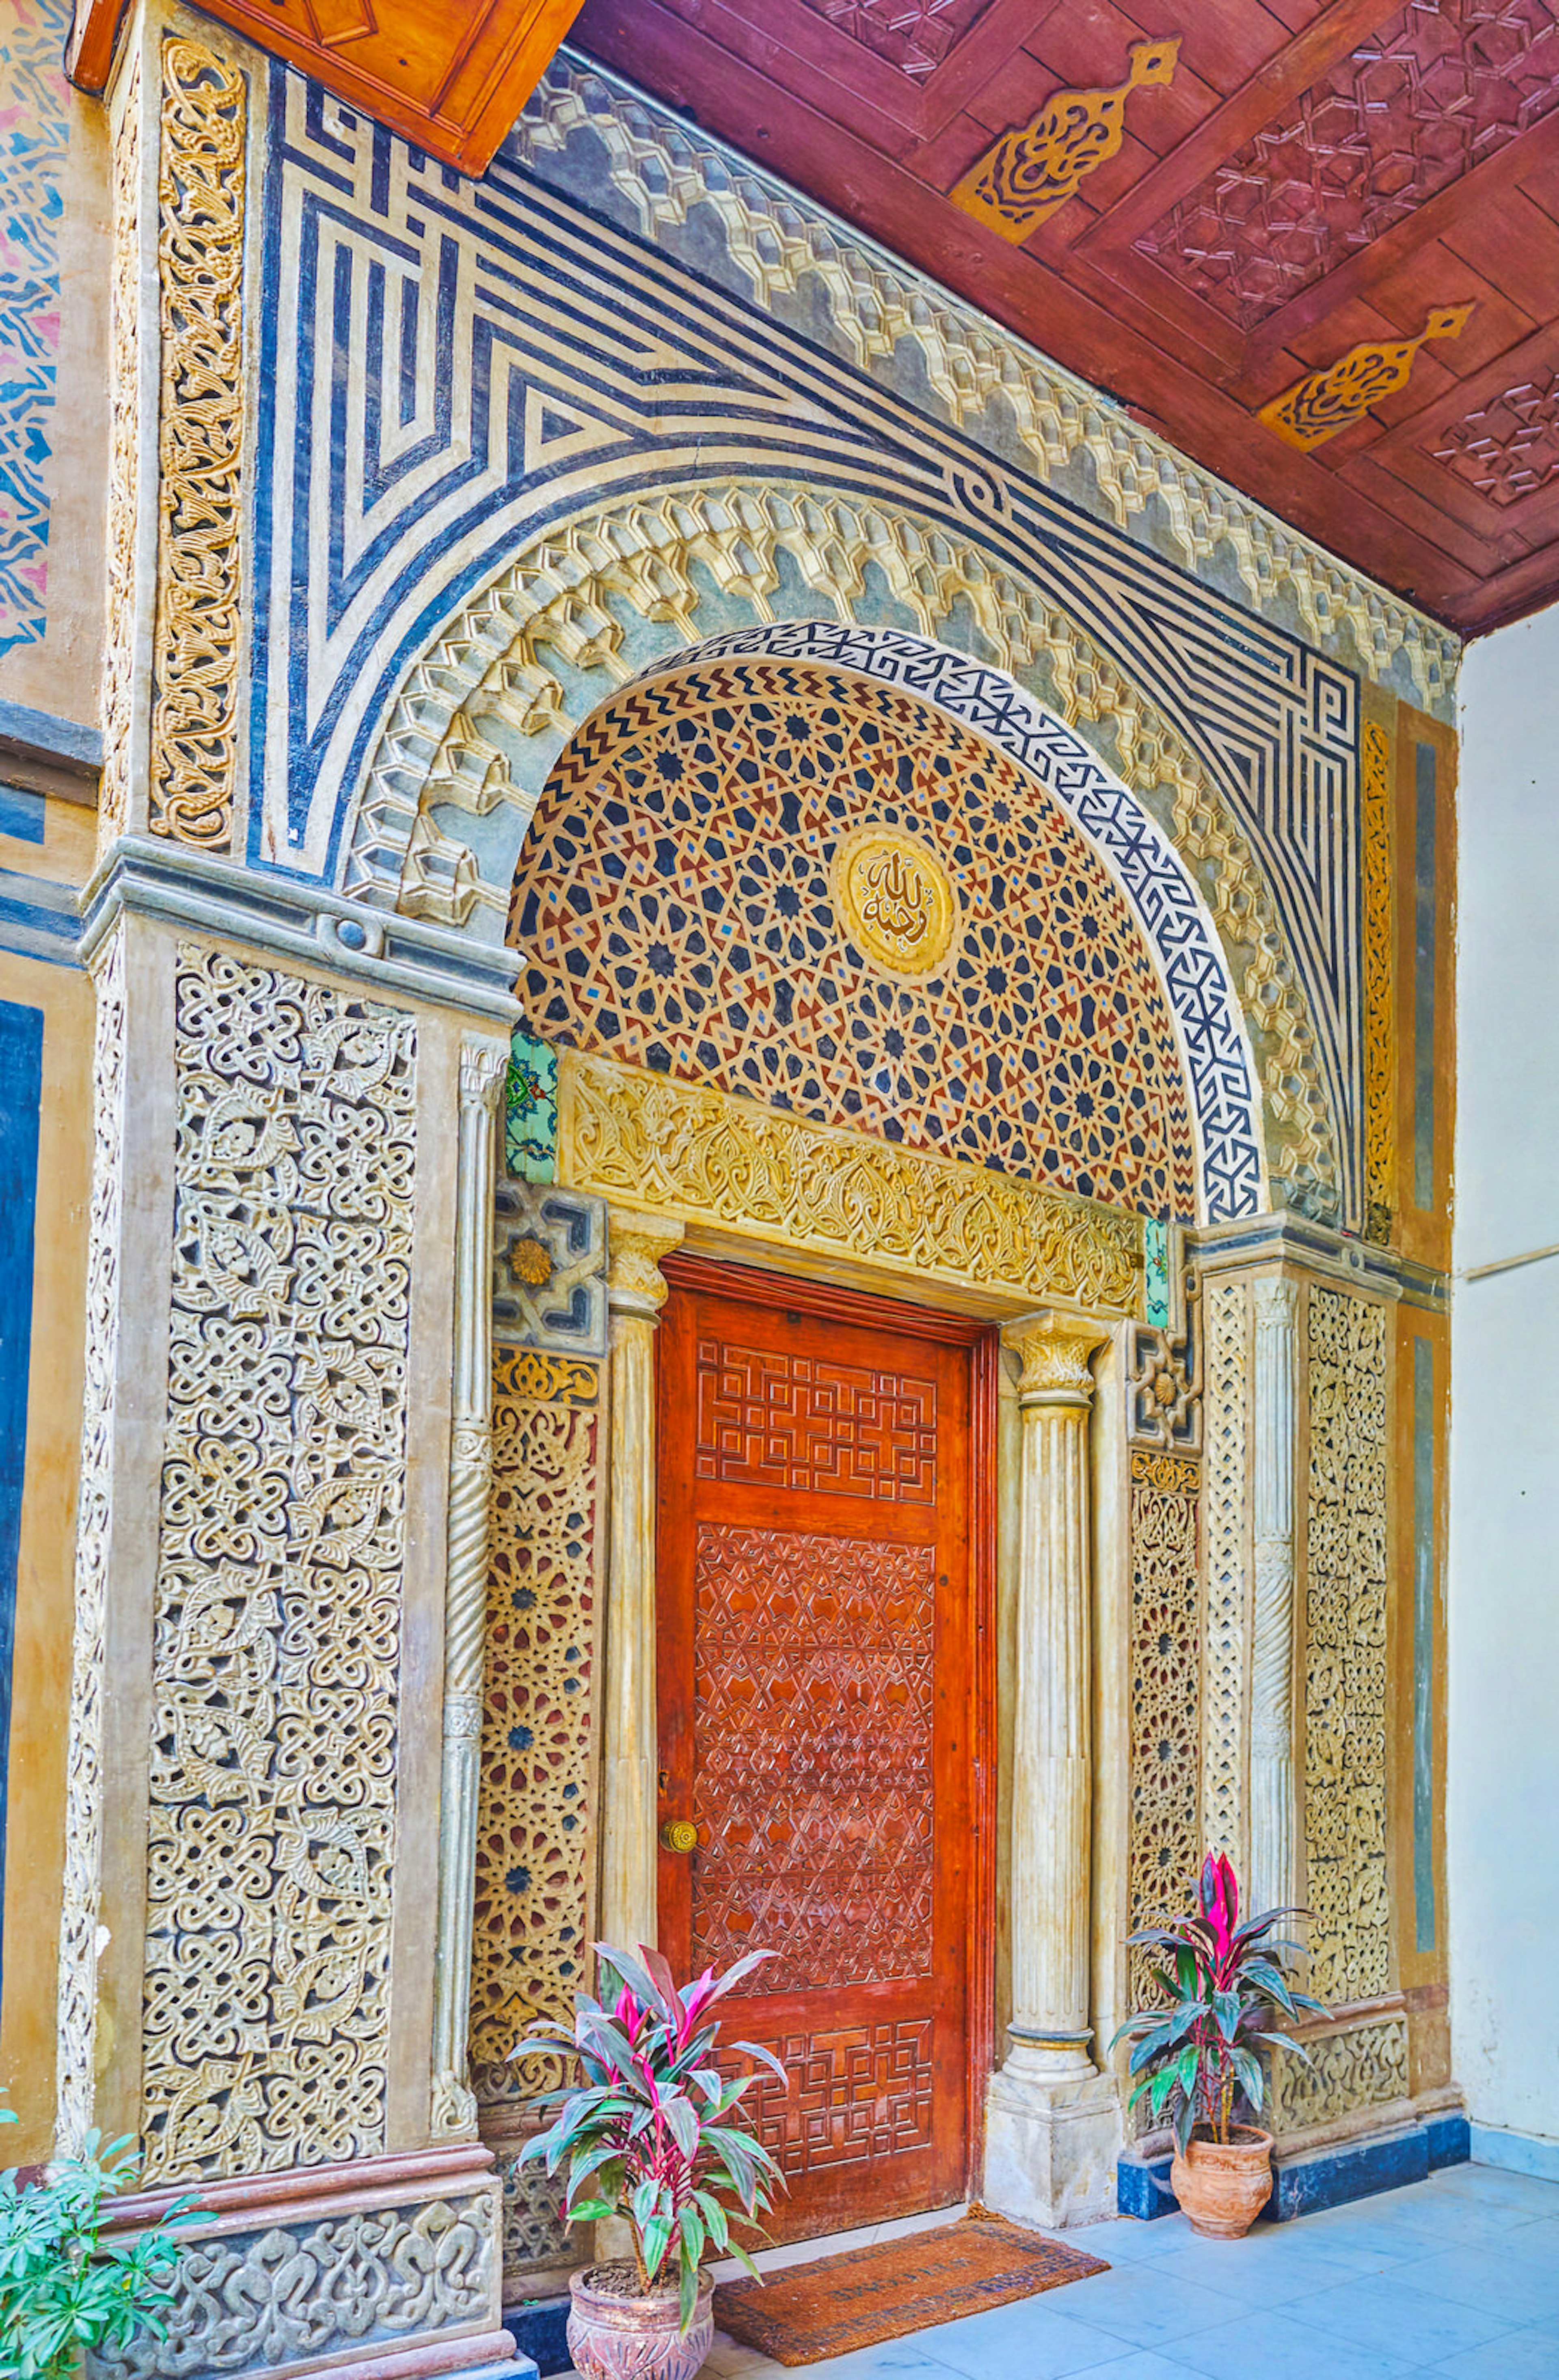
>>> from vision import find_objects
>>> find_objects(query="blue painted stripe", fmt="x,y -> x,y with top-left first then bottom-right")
0,785 -> 45,845
0,1001 -> 43,1997
0,697 -> 102,770
0,871 -> 81,969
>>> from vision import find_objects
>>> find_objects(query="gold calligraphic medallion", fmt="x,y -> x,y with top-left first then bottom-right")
831,827 -> 960,979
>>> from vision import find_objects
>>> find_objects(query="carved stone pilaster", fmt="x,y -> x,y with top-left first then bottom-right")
1249,1274 -> 1299,1921
599,1212 -> 685,1955
985,1312 -> 1119,2228
432,1039 -> 508,2136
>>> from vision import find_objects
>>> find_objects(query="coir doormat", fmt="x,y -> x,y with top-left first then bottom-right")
711,2210 -> 1109,2366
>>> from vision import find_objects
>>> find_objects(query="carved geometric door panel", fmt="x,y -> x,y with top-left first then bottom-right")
656,1264 -> 979,2242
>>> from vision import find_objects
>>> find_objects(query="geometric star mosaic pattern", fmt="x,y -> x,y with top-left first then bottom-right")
511,660 -> 1196,1219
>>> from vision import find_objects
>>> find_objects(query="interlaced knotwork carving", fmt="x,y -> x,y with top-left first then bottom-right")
470,1350 -> 600,2108
1270,2014 -> 1408,2136
99,51 -> 141,848
141,948 -> 417,2182
58,936 -> 127,2151
1304,1285 -> 1391,2007
1362,722 -> 1396,1246
150,39 -> 246,848
495,2146 -> 572,2289
89,2194 -> 496,2378
1202,1281 -> 1249,1866
1127,1449 -> 1201,2011
691,1523 -> 935,1993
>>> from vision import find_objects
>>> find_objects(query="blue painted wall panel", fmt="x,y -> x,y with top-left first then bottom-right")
0,998 -> 43,1995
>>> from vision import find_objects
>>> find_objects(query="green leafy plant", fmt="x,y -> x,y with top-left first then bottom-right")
1111,1853 -> 1325,2156
0,2130 -> 193,2380
515,1941 -> 788,2333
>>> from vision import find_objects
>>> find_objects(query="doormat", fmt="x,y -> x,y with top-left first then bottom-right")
711,2210 -> 1109,2366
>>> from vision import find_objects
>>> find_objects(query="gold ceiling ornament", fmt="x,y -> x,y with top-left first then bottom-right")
1259,306 -> 1475,452
830,825 -> 960,979
952,36 -> 1182,243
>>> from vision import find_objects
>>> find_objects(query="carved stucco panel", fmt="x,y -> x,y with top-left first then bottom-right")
140,947 -> 417,2182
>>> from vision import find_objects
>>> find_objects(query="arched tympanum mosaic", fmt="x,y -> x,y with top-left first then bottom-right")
512,656 -> 1201,1218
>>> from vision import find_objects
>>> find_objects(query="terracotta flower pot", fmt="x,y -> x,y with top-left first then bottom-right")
1169,2124 -> 1274,2240
566,2263 -> 715,2380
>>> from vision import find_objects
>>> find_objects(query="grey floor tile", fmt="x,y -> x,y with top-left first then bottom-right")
1142,2232 -> 1391,2307
1499,2216 -> 1559,2269
1042,2263 -> 1239,2352
1283,2271 -> 1517,2361
1160,2307 -> 1424,2380
1071,2216 -> 1186,2263
1429,2330 -> 1559,2378
1429,2167 -> 1559,2219
1382,2243 -> 1559,2327
908,2298 -> 1142,2379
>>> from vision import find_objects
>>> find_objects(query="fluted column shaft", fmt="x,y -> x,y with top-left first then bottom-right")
599,1210 -> 684,1956
1249,1273 -> 1299,1920
431,1036 -> 507,2134
1006,1315 -> 1106,2069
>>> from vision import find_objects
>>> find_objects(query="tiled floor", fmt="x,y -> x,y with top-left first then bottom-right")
605,2163 -> 1559,2380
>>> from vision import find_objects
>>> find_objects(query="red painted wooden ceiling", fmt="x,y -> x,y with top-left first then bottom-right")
570,0 -> 1559,635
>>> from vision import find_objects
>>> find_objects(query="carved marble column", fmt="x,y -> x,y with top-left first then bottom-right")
432,1038 -> 509,2135
599,1210 -> 684,1955
985,1313 -> 1119,2228
1249,1274 -> 1299,1923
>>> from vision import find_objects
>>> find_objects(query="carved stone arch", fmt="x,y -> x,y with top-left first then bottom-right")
341,479 -> 1338,1216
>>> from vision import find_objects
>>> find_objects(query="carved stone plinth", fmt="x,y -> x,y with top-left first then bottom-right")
985,2052 -> 1121,2231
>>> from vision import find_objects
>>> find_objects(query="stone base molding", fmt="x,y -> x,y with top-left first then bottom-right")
91,2144 -> 518,2380
984,2059 -> 1121,2230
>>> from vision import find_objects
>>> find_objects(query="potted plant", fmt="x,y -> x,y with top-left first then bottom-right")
515,1942 -> 787,2380
1112,1854 -> 1324,2239
0,2118 -> 194,2378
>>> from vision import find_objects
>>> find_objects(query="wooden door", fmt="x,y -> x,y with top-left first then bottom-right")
655,1259 -> 991,2243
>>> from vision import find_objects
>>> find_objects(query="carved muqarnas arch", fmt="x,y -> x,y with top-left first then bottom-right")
341,485 -> 1337,1219
509,637 -> 1261,1224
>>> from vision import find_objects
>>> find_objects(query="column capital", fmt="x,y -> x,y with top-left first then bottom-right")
1003,1311 -> 1109,1406
607,1209 -> 686,1317
458,1034 -> 508,1112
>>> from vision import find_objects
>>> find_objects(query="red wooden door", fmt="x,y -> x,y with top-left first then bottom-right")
655,1260 -> 987,2244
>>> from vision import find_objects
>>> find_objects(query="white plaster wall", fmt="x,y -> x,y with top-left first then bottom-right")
1451,613 -> 1559,2154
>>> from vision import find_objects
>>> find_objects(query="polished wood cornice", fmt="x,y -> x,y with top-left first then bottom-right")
69,0 -> 590,172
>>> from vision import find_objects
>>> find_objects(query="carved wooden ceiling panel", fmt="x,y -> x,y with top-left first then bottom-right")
568,0 -> 1559,632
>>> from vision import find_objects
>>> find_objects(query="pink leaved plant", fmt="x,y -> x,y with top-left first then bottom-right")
514,1942 -> 788,2332
1111,1854 -> 1326,2156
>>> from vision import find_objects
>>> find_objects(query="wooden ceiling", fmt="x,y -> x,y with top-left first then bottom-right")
563,0 -> 1559,636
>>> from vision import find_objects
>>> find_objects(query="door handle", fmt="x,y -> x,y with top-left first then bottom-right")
659,1819 -> 699,1855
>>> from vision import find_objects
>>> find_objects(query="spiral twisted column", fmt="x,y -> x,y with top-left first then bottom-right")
431,1036 -> 507,2136
986,1311 -> 1119,2227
